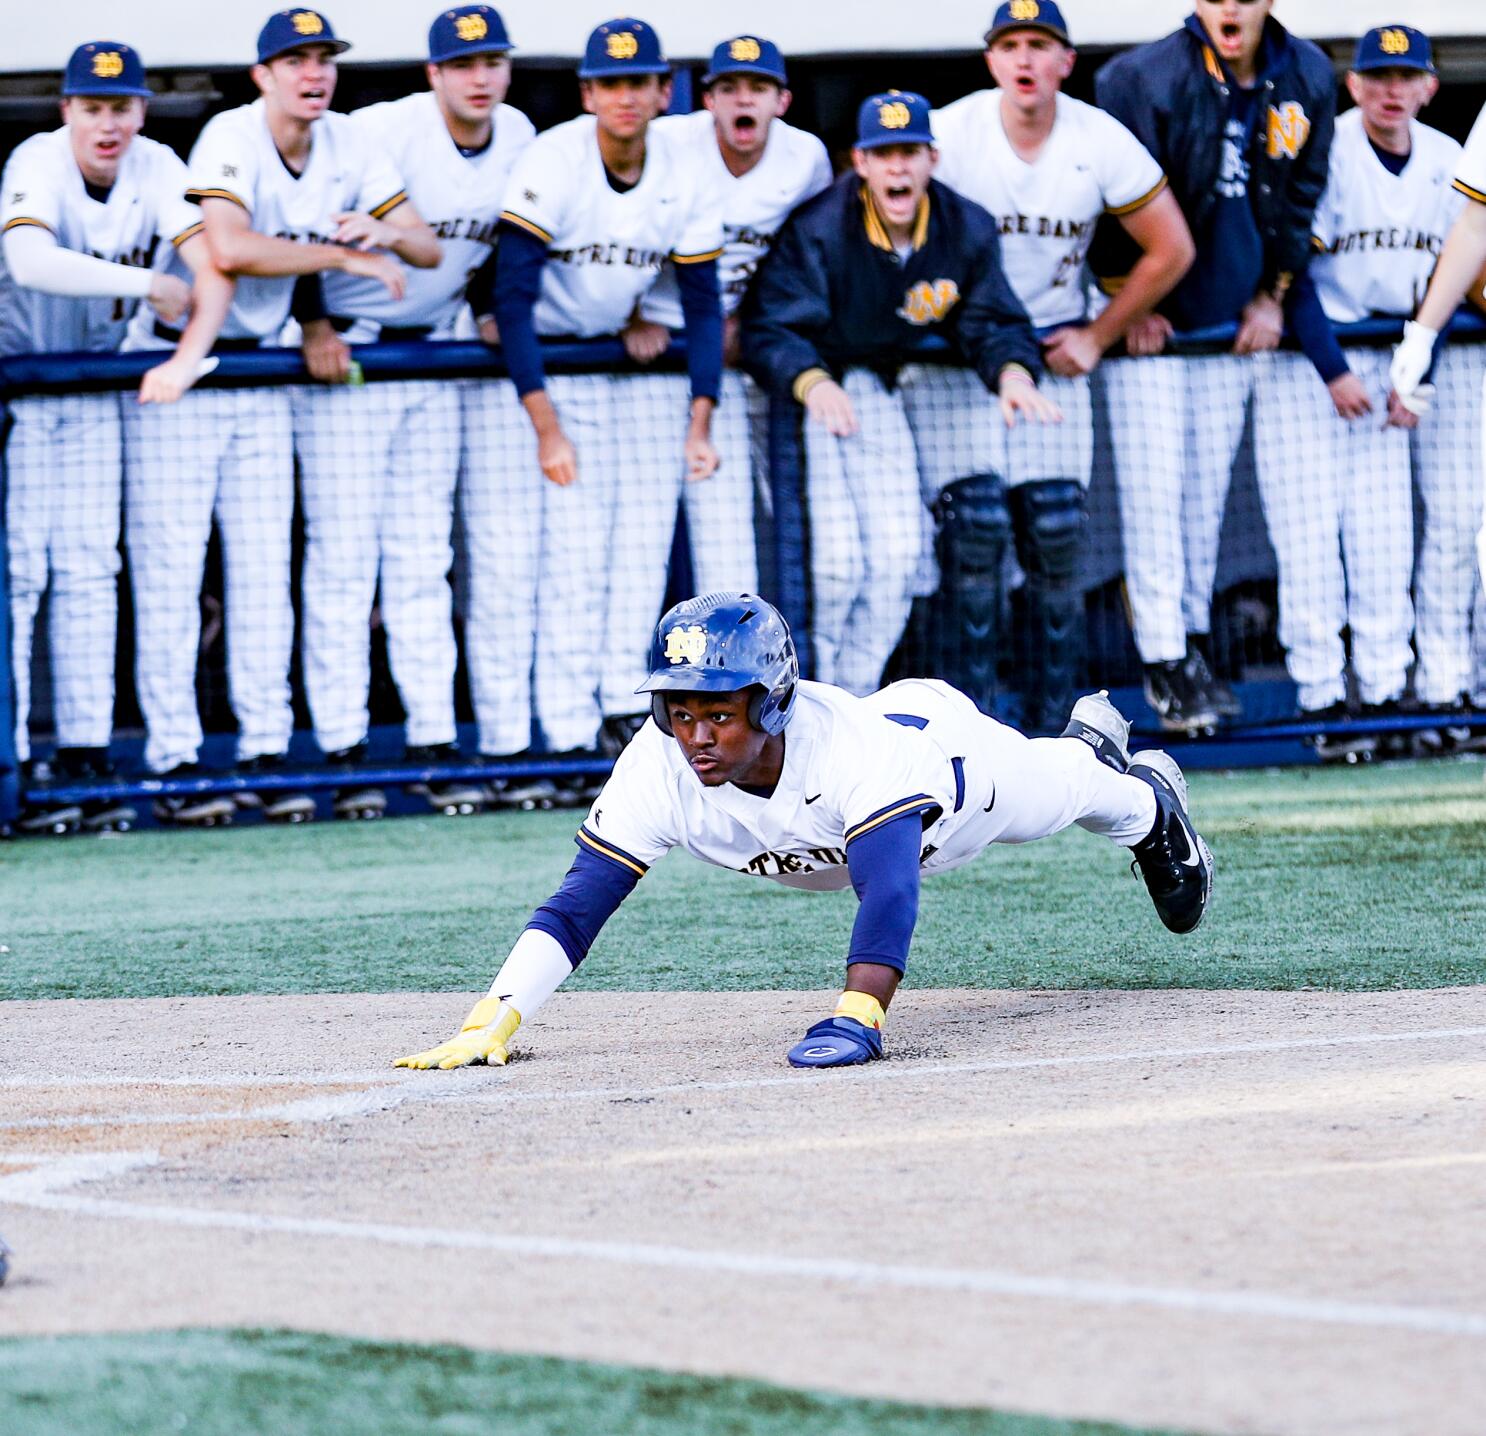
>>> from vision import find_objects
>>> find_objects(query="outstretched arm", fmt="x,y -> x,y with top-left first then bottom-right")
396,847 -> 641,1069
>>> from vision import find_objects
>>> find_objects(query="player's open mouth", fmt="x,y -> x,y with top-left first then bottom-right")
301,88 -> 328,102
688,755 -> 719,774
734,115 -> 757,133
886,184 -> 912,200
1219,21 -> 1242,44
1015,75 -> 1037,91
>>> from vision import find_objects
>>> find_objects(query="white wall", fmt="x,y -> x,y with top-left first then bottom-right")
4,0 -> 1482,73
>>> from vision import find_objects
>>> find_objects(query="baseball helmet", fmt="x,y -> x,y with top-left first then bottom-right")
636,593 -> 798,736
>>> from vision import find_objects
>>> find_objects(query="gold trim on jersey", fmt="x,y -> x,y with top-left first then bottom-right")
369,190 -> 408,221
1310,233 -> 1326,253
501,210 -> 553,243
672,247 -> 723,264
1,216 -> 54,235
576,827 -> 648,877
844,796 -> 937,845
172,221 -> 206,247
861,184 -> 930,253
187,186 -> 250,212
1453,178 -> 1486,206
1201,45 -> 1224,85
1105,175 -> 1168,218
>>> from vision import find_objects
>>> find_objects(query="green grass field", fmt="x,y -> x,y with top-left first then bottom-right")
4,760 -> 1484,1001
0,1331 -> 1185,1436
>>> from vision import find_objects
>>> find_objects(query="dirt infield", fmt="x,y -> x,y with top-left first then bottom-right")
2,987 -> 1484,1436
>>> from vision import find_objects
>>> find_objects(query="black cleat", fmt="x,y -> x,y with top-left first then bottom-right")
547,747 -> 605,808
152,764 -> 237,827
1304,701 -> 1375,765
1417,696 -> 1486,756
1128,750 -> 1213,934
481,749 -> 557,811
233,754 -> 316,824
1187,635 -> 1241,720
324,744 -> 386,820
1143,658 -> 1219,735
1359,698 -> 1413,761
404,743 -> 486,816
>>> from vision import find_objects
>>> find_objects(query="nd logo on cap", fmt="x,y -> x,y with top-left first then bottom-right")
455,13 -> 488,41
1379,28 -> 1410,55
729,37 -> 762,62
92,51 -> 125,79
879,100 -> 911,129
607,30 -> 639,59
1009,0 -> 1040,19
663,625 -> 708,665
291,10 -> 325,35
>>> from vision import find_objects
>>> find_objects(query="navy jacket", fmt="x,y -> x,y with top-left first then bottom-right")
740,174 -> 1041,396
1092,13 -> 1335,306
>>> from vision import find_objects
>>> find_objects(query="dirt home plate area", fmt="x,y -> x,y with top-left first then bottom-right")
1,987 -> 1484,1436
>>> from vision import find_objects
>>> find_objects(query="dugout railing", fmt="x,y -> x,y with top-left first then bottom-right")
1,317 -> 1484,827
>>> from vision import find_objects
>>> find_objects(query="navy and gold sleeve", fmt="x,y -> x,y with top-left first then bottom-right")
843,812 -> 924,975
524,836 -> 645,967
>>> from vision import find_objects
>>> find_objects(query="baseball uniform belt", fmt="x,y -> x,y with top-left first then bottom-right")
153,320 -> 263,352
328,317 -> 434,343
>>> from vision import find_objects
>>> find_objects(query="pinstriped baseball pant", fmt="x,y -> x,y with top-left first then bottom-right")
123,387 -> 295,773
292,379 -> 460,754
5,393 -> 122,764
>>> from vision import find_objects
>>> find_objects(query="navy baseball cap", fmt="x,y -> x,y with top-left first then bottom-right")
703,35 -> 787,87
984,0 -> 1072,46
63,42 -> 152,98
1353,26 -> 1434,74
578,18 -> 668,79
256,10 -> 351,65
429,6 -> 512,64
855,90 -> 934,150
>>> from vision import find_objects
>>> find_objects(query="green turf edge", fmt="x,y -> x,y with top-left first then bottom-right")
0,1328 -> 1196,1436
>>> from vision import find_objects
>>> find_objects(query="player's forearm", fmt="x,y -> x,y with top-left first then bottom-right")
205,227 -> 360,281
170,263 -> 235,368
687,395 -> 714,442
844,814 -> 923,975
385,220 -> 440,271
484,929 -> 576,1022
675,256 -> 723,403
1416,203 -> 1486,332
3,226 -> 153,301
1088,243 -> 1191,352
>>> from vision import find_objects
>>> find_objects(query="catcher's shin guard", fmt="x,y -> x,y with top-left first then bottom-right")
1011,480 -> 1086,734
926,473 -> 1011,714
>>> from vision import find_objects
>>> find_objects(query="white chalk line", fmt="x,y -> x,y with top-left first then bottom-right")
1,1150 -> 1482,1341
3,1025 -> 1484,1131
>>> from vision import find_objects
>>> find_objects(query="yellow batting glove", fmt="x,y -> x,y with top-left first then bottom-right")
394,997 -> 521,1070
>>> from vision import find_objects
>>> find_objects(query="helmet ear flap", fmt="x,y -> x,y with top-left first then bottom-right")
651,692 -> 674,736
746,687 -> 767,732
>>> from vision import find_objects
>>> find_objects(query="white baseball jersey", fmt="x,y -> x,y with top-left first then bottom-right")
1310,109 -> 1464,323
163,99 -> 408,342
499,115 -> 723,338
1453,101 -> 1486,206
931,90 -> 1165,327
576,680 -> 969,892
319,92 -> 535,335
0,130 -> 192,356
639,109 -> 832,327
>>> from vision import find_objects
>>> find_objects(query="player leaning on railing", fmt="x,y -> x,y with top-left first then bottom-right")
397,592 -> 1213,1072
0,40 -> 225,836
739,90 -> 1056,706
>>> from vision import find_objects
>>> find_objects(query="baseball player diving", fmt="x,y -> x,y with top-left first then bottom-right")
123,7 -> 437,825
0,41 -> 197,834
740,89 -> 1056,705
484,16 -> 724,797
930,0 -> 1195,733
396,592 -> 1214,1072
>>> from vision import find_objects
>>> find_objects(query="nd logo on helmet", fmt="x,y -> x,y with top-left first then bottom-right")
456,14 -> 489,42
664,624 -> 708,665
291,10 -> 325,35
1010,0 -> 1041,20
606,31 -> 640,60
879,101 -> 911,130
897,279 -> 961,327
729,37 -> 762,62
91,51 -> 125,79
1266,101 -> 1311,160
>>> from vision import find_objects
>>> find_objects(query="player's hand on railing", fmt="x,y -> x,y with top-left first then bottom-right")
1327,371 -> 1373,422
1389,320 -> 1437,416
999,368 -> 1062,428
339,250 -> 406,302
138,355 -> 217,406
684,433 -> 720,482
332,211 -> 397,252
1384,387 -> 1421,431
1124,312 -> 1173,357
804,378 -> 858,437
1042,325 -> 1103,378
146,273 -> 192,327
621,317 -> 671,364
1233,293 -> 1283,355
538,425 -> 579,487
395,997 -> 520,1070
301,318 -> 352,384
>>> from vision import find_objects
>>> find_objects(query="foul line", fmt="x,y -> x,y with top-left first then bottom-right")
1,1026 -> 1483,1130
1,1151 -> 1482,1341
